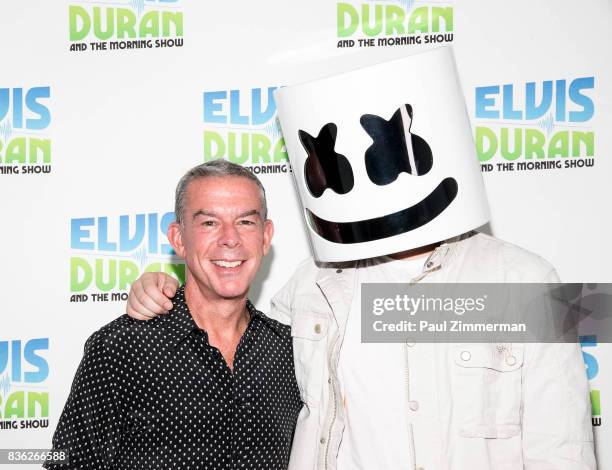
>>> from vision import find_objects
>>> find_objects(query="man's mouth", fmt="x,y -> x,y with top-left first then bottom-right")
305,177 -> 458,244
211,260 -> 244,268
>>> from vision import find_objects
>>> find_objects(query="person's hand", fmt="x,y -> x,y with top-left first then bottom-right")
126,272 -> 179,320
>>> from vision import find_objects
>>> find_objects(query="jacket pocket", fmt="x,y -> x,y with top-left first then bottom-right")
291,310 -> 329,407
452,344 -> 524,439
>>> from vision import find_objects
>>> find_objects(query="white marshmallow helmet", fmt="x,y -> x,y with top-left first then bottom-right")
275,47 -> 489,262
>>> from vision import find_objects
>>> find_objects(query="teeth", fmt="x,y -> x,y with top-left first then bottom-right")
213,260 -> 242,268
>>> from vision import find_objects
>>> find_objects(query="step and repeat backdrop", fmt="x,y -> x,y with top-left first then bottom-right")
1,0 -> 611,467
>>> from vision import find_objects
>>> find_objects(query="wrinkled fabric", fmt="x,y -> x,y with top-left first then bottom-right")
269,232 -> 596,470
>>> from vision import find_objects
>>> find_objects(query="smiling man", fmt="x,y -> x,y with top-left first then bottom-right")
45,160 -> 302,470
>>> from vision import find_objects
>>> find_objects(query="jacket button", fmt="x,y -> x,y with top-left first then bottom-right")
506,355 -> 517,366
336,268 -> 343,274
320,437 -> 326,444
405,338 -> 416,347
314,324 -> 322,334
409,400 -> 419,411
426,261 -> 434,268
328,377 -> 332,384
460,350 -> 471,361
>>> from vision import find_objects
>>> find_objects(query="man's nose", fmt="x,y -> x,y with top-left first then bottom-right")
218,222 -> 241,248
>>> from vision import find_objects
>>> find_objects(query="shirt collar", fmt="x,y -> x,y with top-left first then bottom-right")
162,285 -> 283,349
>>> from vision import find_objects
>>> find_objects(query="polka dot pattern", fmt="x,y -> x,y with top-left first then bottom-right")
45,286 -> 303,469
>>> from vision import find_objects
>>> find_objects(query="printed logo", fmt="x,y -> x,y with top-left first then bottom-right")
0,338 -> 49,430
203,87 -> 290,175
474,77 -> 595,173
0,87 -> 52,176
581,335 -> 602,427
69,212 -> 184,303
336,1 -> 454,49
68,0 -> 184,52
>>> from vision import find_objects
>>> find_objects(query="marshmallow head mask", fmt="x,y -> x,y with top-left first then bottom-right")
275,47 -> 489,262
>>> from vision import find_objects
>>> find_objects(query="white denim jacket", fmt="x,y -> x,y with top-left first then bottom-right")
268,232 -> 596,470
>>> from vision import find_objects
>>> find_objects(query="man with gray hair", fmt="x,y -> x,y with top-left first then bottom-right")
45,160 -> 303,470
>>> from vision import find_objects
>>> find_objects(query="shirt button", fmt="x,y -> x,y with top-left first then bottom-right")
506,355 -> 517,366
405,338 -> 416,347
460,350 -> 471,361
408,400 -> 419,411
320,437 -> 326,444
426,261 -> 434,268
314,324 -> 322,334
328,377 -> 332,384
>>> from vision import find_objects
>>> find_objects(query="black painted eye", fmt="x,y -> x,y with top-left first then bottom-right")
360,104 -> 433,186
299,123 -> 354,198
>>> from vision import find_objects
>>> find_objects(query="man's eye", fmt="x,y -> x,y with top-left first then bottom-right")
238,220 -> 256,225
202,220 -> 216,227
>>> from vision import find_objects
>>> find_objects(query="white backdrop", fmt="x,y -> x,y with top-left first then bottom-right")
1,0 -> 610,467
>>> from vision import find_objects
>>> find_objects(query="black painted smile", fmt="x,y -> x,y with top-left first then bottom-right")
306,177 -> 458,244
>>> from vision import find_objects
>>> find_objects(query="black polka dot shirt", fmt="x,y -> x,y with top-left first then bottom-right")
45,286 -> 303,470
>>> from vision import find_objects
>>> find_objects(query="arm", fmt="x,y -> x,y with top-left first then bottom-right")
126,272 -> 179,320
44,330 -> 123,469
521,271 -> 596,469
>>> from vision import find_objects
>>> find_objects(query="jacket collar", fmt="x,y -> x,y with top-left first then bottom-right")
312,231 -> 476,325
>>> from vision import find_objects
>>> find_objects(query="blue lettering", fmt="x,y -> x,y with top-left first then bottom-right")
25,87 -> 51,130
525,81 -> 552,120
502,84 -> 522,120
97,217 -> 117,251
120,214 -> 145,252
251,87 -> 277,125
203,91 -> 227,124
569,77 -> 594,122
71,218 -> 95,250
475,86 -> 499,119
24,338 -> 49,383
229,89 -> 249,125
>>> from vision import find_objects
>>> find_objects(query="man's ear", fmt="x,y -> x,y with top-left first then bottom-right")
262,219 -> 274,257
168,222 -> 185,259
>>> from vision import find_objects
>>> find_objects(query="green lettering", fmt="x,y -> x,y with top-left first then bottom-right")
408,7 -> 429,34
69,6 -> 91,41
500,127 -> 522,161
591,390 -> 601,416
227,132 -> 249,165
572,131 -> 594,157
5,392 -> 25,419
274,138 -> 288,163
548,131 -> 569,158
524,129 -> 545,159
95,259 -> 116,292
139,11 -> 159,37
337,3 -> 358,37
117,8 -> 137,38
385,5 -> 405,35
118,260 -> 139,290
204,130 -> 225,161
252,133 -> 271,164
5,137 -> 26,164
93,7 -> 115,41
362,4 -> 383,36
29,138 -> 51,164
71,257 -> 93,292
28,392 -> 48,418
475,127 -> 497,162
162,12 -> 183,37
431,7 -> 453,32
